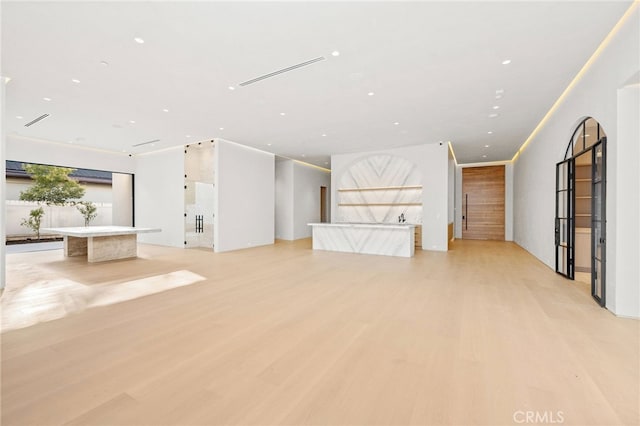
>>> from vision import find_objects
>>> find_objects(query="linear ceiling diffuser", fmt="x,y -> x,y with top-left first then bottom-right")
239,56 -> 326,87
24,113 -> 50,127
132,139 -> 160,147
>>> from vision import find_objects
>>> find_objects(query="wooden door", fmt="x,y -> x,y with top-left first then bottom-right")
462,166 -> 505,240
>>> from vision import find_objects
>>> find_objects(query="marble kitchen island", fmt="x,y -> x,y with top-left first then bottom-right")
41,226 -> 161,262
308,223 -> 416,258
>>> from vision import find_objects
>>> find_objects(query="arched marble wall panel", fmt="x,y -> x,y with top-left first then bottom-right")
337,154 -> 422,224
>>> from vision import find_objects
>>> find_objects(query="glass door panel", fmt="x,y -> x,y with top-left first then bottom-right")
555,159 -> 574,279
591,139 -> 606,306
184,143 -> 215,249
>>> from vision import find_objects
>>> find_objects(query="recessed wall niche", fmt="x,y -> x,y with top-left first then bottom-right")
184,142 -> 215,248
337,154 -> 422,224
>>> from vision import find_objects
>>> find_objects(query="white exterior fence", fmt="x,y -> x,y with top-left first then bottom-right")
6,200 -> 113,237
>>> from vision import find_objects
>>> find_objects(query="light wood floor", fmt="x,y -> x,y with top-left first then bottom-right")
2,240 -> 639,425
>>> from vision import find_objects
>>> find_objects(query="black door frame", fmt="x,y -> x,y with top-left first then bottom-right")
556,129 -> 607,307
590,138 -> 606,306
555,158 -> 574,279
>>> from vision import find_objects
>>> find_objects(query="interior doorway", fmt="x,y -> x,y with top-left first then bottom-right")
320,186 -> 327,223
184,142 -> 215,249
461,165 -> 505,240
554,117 -> 606,306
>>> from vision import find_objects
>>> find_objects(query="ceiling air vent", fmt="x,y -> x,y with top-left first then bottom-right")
239,56 -> 326,87
132,139 -> 160,147
24,113 -> 50,127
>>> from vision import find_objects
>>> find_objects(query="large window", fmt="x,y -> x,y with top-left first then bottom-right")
5,161 -> 134,243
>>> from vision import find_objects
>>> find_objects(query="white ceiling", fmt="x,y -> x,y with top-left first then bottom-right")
1,1 -> 632,167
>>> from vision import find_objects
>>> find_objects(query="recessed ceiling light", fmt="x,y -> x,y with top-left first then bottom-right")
228,86 -> 235,91
487,131 -> 493,134
134,37 -> 145,44
162,108 -> 169,112
493,105 -> 500,110
394,122 -> 400,126
267,143 -> 272,146
71,79 -> 80,83
16,115 -> 23,119
495,89 -> 504,94
43,97 -> 52,101
367,92 -> 375,96
489,113 -> 499,118
484,144 -> 490,148
219,127 -> 224,131
186,135 -> 192,138
129,120 -> 136,124
495,95 -> 503,99
331,51 -> 340,57
280,112 -> 286,116
100,61 -> 109,67
322,134 -> 327,137
502,59 -> 511,65
482,154 -> 488,158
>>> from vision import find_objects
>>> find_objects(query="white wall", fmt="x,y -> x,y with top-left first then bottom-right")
1,69 -> 6,289
135,148 -> 185,248
613,85 -> 639,317
214,139 -> 274,252
505,163 -> 514,241
112,173 -> 133,226
513,6 -> 639,317
6,135 -> 135,174
455,166 -> 463,239
331,143 -> 449,251
275,159 -> 294,240
454,161 -> 513,241
293,161 -> 331,240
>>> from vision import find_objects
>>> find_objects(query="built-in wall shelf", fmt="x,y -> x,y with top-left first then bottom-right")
575,164 -> 592,229
338,185 -> 422,192
336,154 -> 422,224
338,202 -> 422,207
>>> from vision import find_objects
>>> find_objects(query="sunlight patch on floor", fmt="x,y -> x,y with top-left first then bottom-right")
1,270 -> 206,332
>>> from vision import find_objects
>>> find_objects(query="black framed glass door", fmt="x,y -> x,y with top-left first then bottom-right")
591,138 -> 606,306
555,158 -> 574,279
